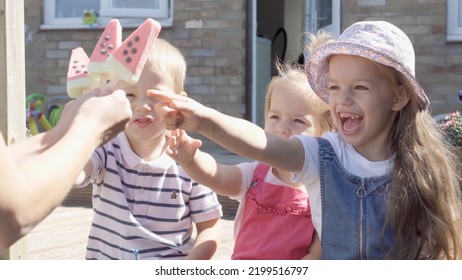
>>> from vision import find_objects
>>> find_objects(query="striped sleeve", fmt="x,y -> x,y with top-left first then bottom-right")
188,180 -> 222,223
75,145 -> 107,187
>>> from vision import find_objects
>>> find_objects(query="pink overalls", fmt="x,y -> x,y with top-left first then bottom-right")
232,164 -> 315,260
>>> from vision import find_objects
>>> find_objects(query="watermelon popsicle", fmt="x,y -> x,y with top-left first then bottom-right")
106,18 -> 161,84
88,19 -> 122,83
67,47 -> 99,98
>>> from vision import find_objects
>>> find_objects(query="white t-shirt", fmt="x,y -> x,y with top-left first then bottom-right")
292,132 -> 394,239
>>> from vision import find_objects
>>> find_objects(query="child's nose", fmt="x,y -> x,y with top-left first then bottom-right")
336,89 -> 354,105
133,99 -> 152,112
275,122 -> 290,136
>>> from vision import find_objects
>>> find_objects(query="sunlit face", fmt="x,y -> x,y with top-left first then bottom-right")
327,54 -> 400,158
264,83 -> 318,138
118,65 -> 176,145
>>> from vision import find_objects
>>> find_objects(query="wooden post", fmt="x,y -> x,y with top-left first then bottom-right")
0,0 -> 27,260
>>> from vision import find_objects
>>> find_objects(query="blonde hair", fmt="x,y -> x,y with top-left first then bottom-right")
264,61 -> 333,136
144,38 -> 187,93
304,30 -> 335,53
379,65 -> 462,259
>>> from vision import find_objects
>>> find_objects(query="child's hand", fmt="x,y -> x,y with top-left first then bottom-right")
148,89 -> 208,132
166,129 -> 202,166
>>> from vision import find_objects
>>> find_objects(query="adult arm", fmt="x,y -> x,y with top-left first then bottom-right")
0,90 -> 130,249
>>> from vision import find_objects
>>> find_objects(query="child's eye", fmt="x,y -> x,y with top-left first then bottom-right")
354,85 -> 368,90
269,114 -> 280,120
294,118 -> 306,124
328,85 -> 339,91
126,93 -> 135,98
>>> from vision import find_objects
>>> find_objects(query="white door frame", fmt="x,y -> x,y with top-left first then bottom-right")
245,0 -> 257,123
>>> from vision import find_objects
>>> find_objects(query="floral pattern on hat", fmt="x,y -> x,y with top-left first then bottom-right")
305,21 -> 429,111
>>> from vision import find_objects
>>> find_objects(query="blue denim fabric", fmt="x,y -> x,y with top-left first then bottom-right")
317,138 -> 395,259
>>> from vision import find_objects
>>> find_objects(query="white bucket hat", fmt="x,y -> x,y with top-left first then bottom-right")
305,21 -> 429,111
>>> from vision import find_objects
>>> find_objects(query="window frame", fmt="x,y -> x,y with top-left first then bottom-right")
305,0 -> 340,37
447,0 -> 462,41
41,0 -> 173,30
101,0 -> 168,18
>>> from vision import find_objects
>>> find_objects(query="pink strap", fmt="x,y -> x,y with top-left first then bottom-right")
251,163 -> 271,186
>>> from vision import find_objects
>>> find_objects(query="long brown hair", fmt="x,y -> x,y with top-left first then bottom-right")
386,67 -> 462,259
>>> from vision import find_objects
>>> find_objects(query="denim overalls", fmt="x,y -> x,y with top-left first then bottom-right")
317,138 -> 395,259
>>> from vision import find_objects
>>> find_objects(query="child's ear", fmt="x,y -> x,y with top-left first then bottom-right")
392,85 -> 410,111
179,91 -> 187,97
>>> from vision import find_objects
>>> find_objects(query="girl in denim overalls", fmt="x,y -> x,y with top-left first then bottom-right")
150,21 -> 462,259
166,62 -> 333,259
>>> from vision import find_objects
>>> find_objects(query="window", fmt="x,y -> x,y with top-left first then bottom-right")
42,0 -> 172,29
447,0 -> 462,41
305,0 -> 340,37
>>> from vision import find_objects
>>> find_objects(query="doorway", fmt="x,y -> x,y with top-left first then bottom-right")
247,0 -> 340,126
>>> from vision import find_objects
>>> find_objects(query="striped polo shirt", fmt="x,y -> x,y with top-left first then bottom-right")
80,132 -> 222,260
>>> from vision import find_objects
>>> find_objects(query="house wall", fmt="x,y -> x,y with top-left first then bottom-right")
342,0 -> 462,115
24,0 -> 247,120
23,0 -> 462,123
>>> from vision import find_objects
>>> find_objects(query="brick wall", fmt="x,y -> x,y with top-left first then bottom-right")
24,0 -> 246,119
24,0 -> 461,119
342,0 -> 462,114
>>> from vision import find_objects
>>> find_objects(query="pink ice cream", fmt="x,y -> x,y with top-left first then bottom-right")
67,47 -> 98,98
106,18 -> 161,84
88,19 -> 122,80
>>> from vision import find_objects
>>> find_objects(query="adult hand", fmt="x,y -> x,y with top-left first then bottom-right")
58,87 -> 132,147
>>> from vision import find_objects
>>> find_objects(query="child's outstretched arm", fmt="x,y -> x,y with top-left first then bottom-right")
150,90 -> 305,173
185,218 -> 221,260
167,129 -> 242,197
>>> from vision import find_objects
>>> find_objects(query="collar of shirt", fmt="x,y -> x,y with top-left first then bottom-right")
116,132 -> 176,171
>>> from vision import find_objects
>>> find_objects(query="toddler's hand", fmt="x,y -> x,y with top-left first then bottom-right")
166,129 -> 202,166
147,89 -> 208,132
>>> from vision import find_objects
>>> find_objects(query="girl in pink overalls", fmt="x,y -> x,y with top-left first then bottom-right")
166,61 -> 333,259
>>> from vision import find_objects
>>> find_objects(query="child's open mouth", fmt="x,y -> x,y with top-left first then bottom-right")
339,112 -> 363,134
